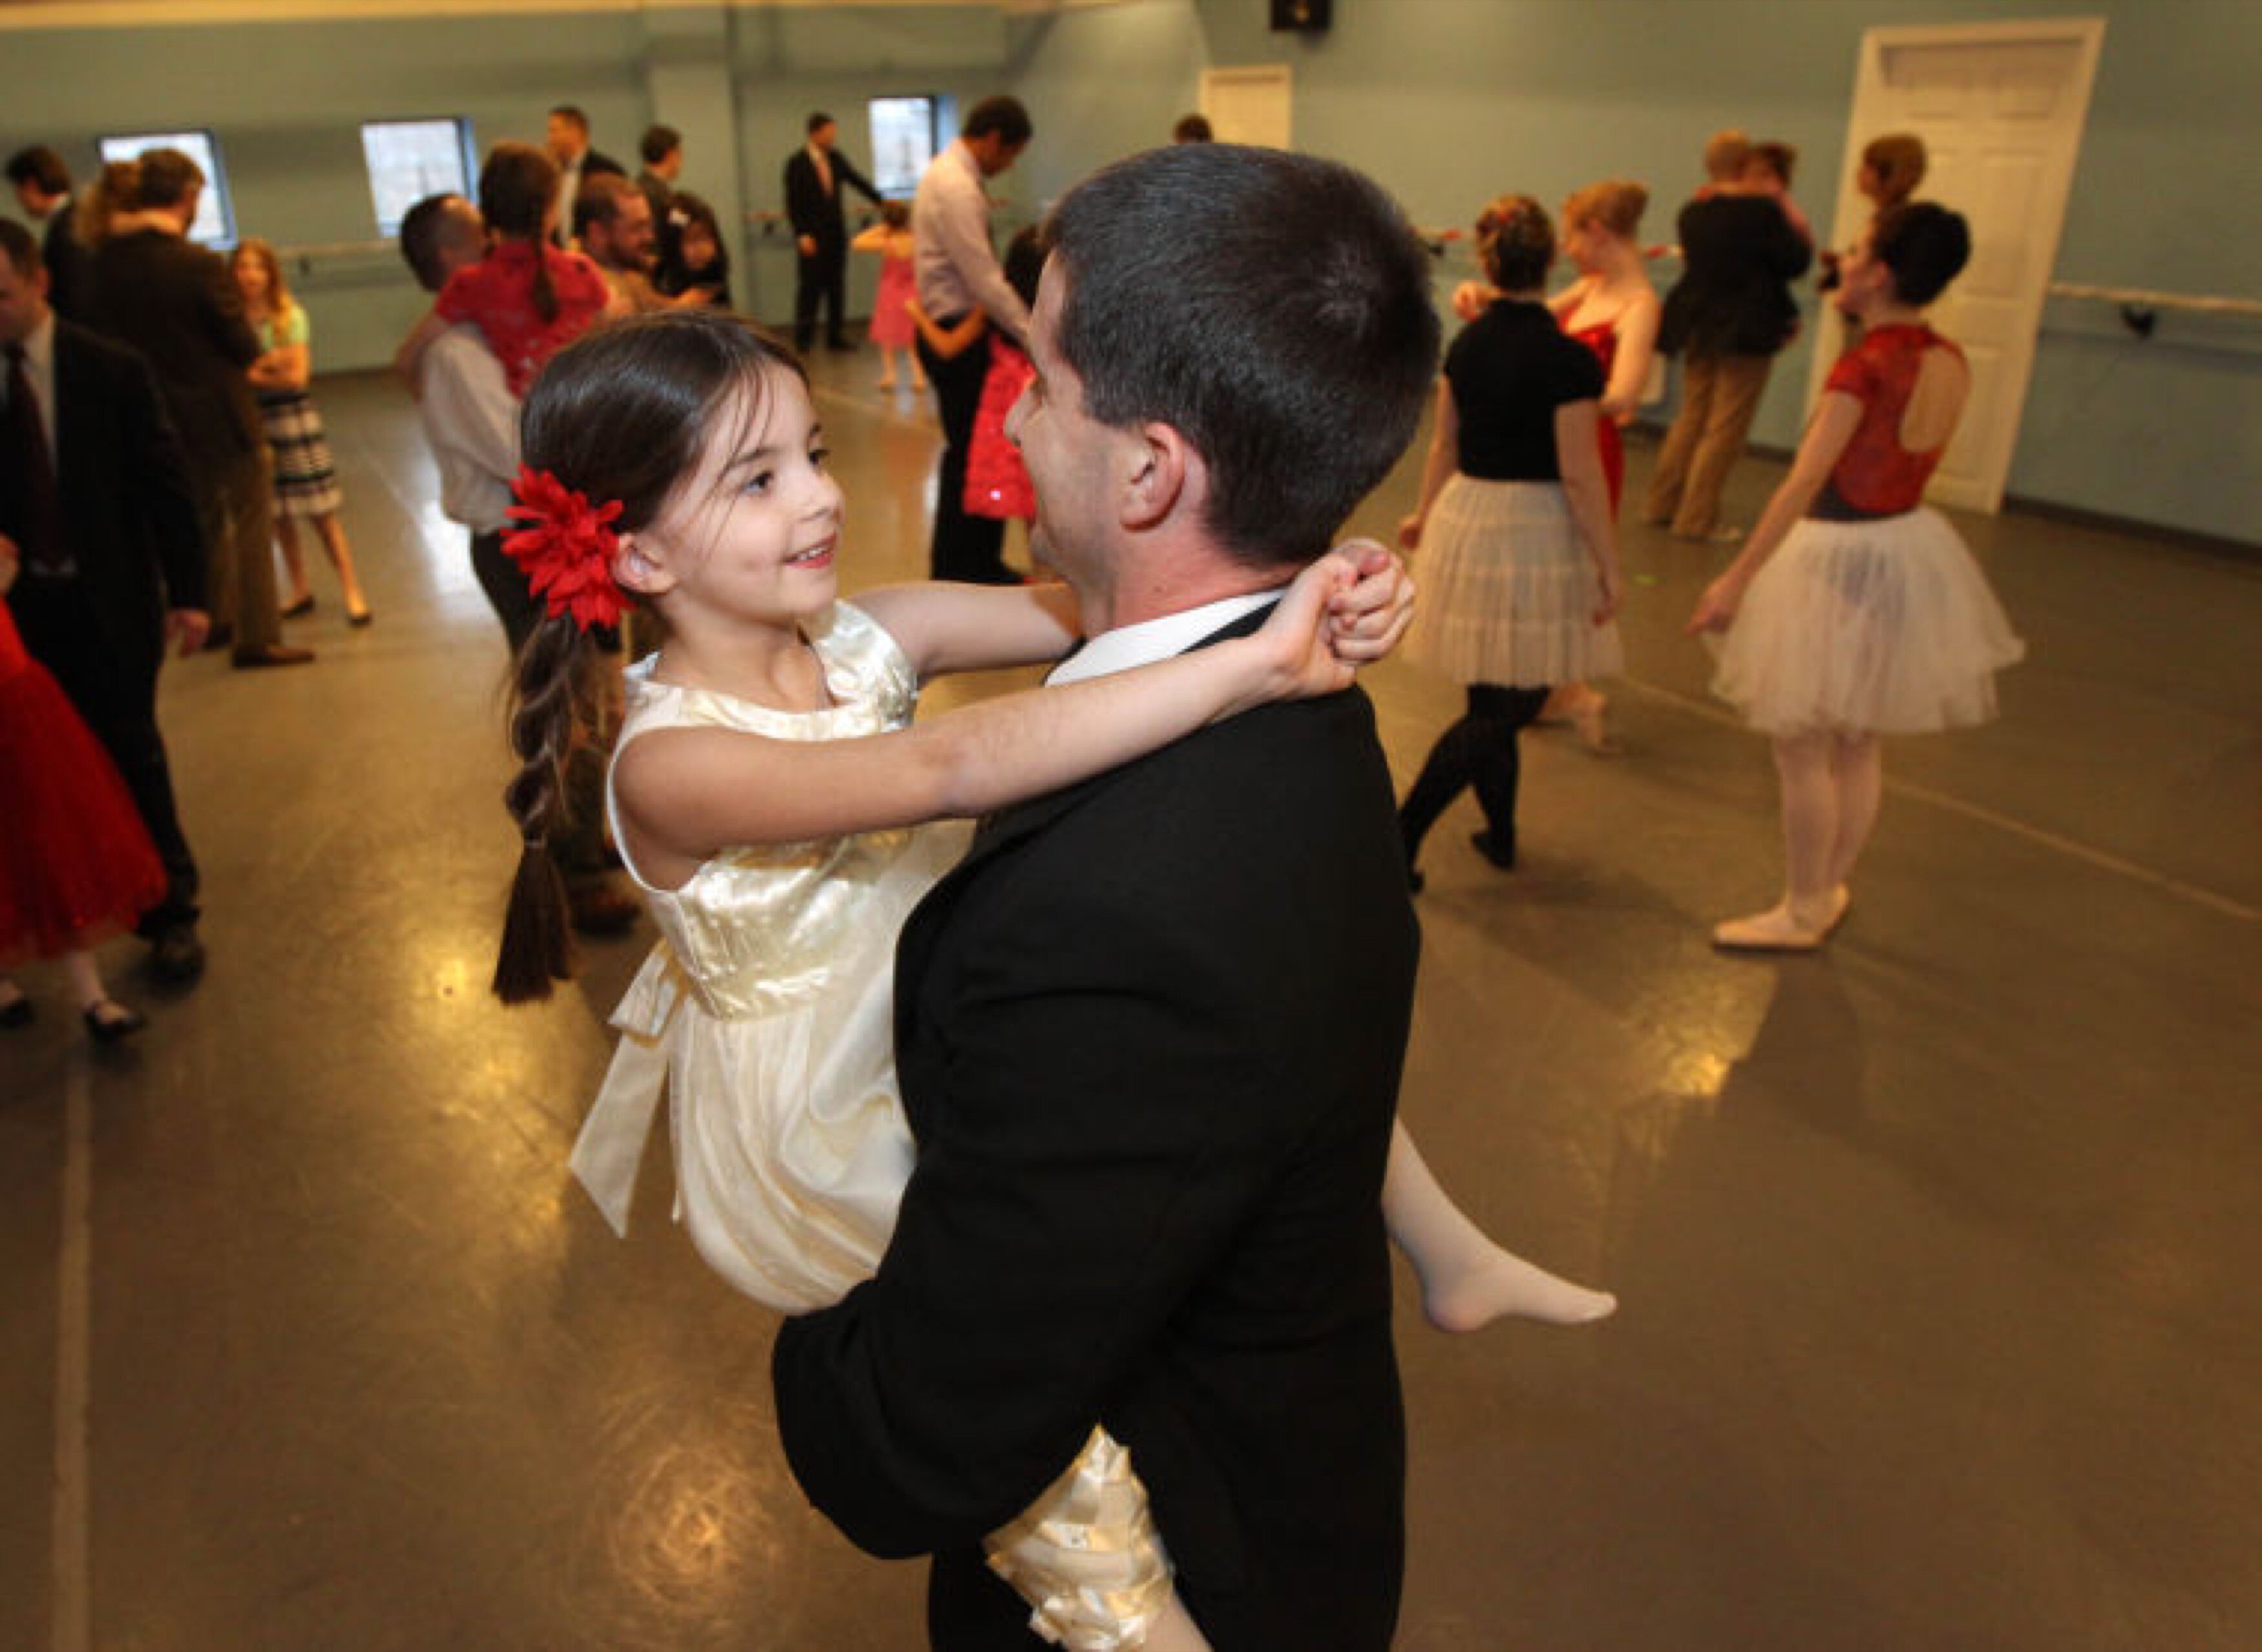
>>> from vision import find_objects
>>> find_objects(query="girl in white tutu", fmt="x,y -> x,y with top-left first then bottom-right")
1399,195 -> 1625,884
490,312 -> 1609,1652
1687,202 -> 2022,949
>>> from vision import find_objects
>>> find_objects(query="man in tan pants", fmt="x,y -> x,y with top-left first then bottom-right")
1646,132 -> 1812,539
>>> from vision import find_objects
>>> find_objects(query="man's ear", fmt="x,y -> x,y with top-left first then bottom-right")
612,531 -> 675,597
1119,421 -> 1205,533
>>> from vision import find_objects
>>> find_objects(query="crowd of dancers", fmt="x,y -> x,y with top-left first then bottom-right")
2,98 -> 2024,1650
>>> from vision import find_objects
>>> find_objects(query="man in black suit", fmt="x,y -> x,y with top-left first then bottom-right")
6,145 -> 90,321
83,147 -> 308,668
784,111 -> 880,352
545,105 -> 624,248
774,144 -> 1440,1650
0,220 -> 212,981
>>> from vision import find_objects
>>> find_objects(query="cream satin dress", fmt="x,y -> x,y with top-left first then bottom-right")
568,602 -> 1177,1651
570,601 -> 964,1309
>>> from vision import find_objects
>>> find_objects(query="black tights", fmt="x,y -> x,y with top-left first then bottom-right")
1400,683 -> 1552,867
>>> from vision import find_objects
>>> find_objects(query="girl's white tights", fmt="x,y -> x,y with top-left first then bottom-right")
1384,1121 -> 1616,1329
1773,729 -> 1882,928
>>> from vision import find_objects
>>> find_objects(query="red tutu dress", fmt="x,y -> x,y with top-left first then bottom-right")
1567,317 -> 1626,513
963,338 -> 1035,522
0,602 -> 167,965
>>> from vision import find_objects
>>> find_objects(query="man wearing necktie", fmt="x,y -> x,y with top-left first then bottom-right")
785,111 -> 881,354
0,220 -> 212,982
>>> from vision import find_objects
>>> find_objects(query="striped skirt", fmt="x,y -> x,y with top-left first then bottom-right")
257,389 -> 343,518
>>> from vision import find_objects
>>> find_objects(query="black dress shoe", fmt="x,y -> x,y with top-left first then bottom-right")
826,336 -> 858,352
202,622 -> 235,653
281,594 -> 316,619
0,993 -> 32,1029
148,924 -> 207,984
1469,829 -> 1517,871
83,1000 -> 148,1043
232,643 -> 317,668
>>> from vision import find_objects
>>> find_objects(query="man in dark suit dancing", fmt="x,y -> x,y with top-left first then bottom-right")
0,220 -> 212,981
783,111 -> 880,353
774,144 -> 1440,1649
84,147 -> 308,668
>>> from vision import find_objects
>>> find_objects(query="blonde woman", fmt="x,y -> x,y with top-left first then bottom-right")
232,238 -> 370,624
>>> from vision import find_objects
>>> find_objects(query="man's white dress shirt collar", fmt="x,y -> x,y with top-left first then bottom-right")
1047,589 -> 1282,686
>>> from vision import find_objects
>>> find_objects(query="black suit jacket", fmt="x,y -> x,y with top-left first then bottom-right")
83,227 -> 263,474
2,319 -> 204,681
41,206 -> 92,321
784,145 -> 880,256
774,618 -> 1420,1650
1658,193 -> 1814,359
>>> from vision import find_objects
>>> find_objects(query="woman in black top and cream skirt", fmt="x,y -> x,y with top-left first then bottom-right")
1397,195 -> 1623,889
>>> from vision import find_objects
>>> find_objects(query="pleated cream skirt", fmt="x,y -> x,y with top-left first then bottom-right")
1406,476 -> 1623,688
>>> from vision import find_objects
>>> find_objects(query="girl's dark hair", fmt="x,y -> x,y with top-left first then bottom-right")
492,311 -> 807,1003
479,142 -> 562,322
879,198 -> 910,230
1477,193 -> 1554,291
1002,224 -> 1047,312
1873,201 -> 1970,308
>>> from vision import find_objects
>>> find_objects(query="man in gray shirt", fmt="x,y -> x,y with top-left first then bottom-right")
911,95 -> 1031,586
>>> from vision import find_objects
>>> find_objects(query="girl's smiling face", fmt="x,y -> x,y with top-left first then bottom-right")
623,363 -> 845,628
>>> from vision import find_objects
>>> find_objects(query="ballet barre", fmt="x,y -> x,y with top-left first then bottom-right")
2045,281 -> 2262,339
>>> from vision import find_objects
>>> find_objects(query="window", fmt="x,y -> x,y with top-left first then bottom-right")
867,96 -> 946,198
361,118 -> 477,237
98,129 -> 235,248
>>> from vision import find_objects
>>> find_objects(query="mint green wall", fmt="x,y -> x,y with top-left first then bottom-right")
1167,0 -> 2259,545
3,0 -> 2251,544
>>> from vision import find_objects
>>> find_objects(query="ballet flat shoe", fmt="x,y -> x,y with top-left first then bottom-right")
280,595 -> 316,619
1469,829 -> 1518,871
348,608 -> 375,628
83,1001 -> 147,1043
1712,905 -> 1827,952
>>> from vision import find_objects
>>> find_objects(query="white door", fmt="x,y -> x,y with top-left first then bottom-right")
1201,65 -> 1293,150
1812,19 -> 2105,513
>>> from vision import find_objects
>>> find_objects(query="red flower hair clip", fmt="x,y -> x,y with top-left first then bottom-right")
504,465 -> 629,633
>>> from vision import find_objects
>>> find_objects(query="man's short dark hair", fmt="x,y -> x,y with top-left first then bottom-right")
639,124 -> 680,167
6,145 -> 71,196
0,218 -> 42,279
399,193 -> 471,293
573,171 -> 638,240
805,112 -> 834,136
134,147 -> 204,209
1045,143 -> 1437,568
962,96 -> 1033,147
549,105 -> 591,134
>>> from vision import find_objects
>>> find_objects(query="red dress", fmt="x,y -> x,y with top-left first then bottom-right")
963,339 -> 1035,522
435,241 -> 611,398
0,602 -> 167,964
1567,319 -> 1625,513
1816,323 -> 1965,515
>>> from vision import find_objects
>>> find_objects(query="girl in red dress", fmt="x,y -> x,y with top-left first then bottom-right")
1687,203 -> 2023,950
911,227 -> 1044,550
0,545 -> 166,1040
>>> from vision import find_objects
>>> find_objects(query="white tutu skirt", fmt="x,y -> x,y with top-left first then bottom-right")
1710,507 -> 2024,736
1406,476 -> 1623,688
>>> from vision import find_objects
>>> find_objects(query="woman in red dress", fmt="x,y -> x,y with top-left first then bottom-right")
1687,203 -> 2022,951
